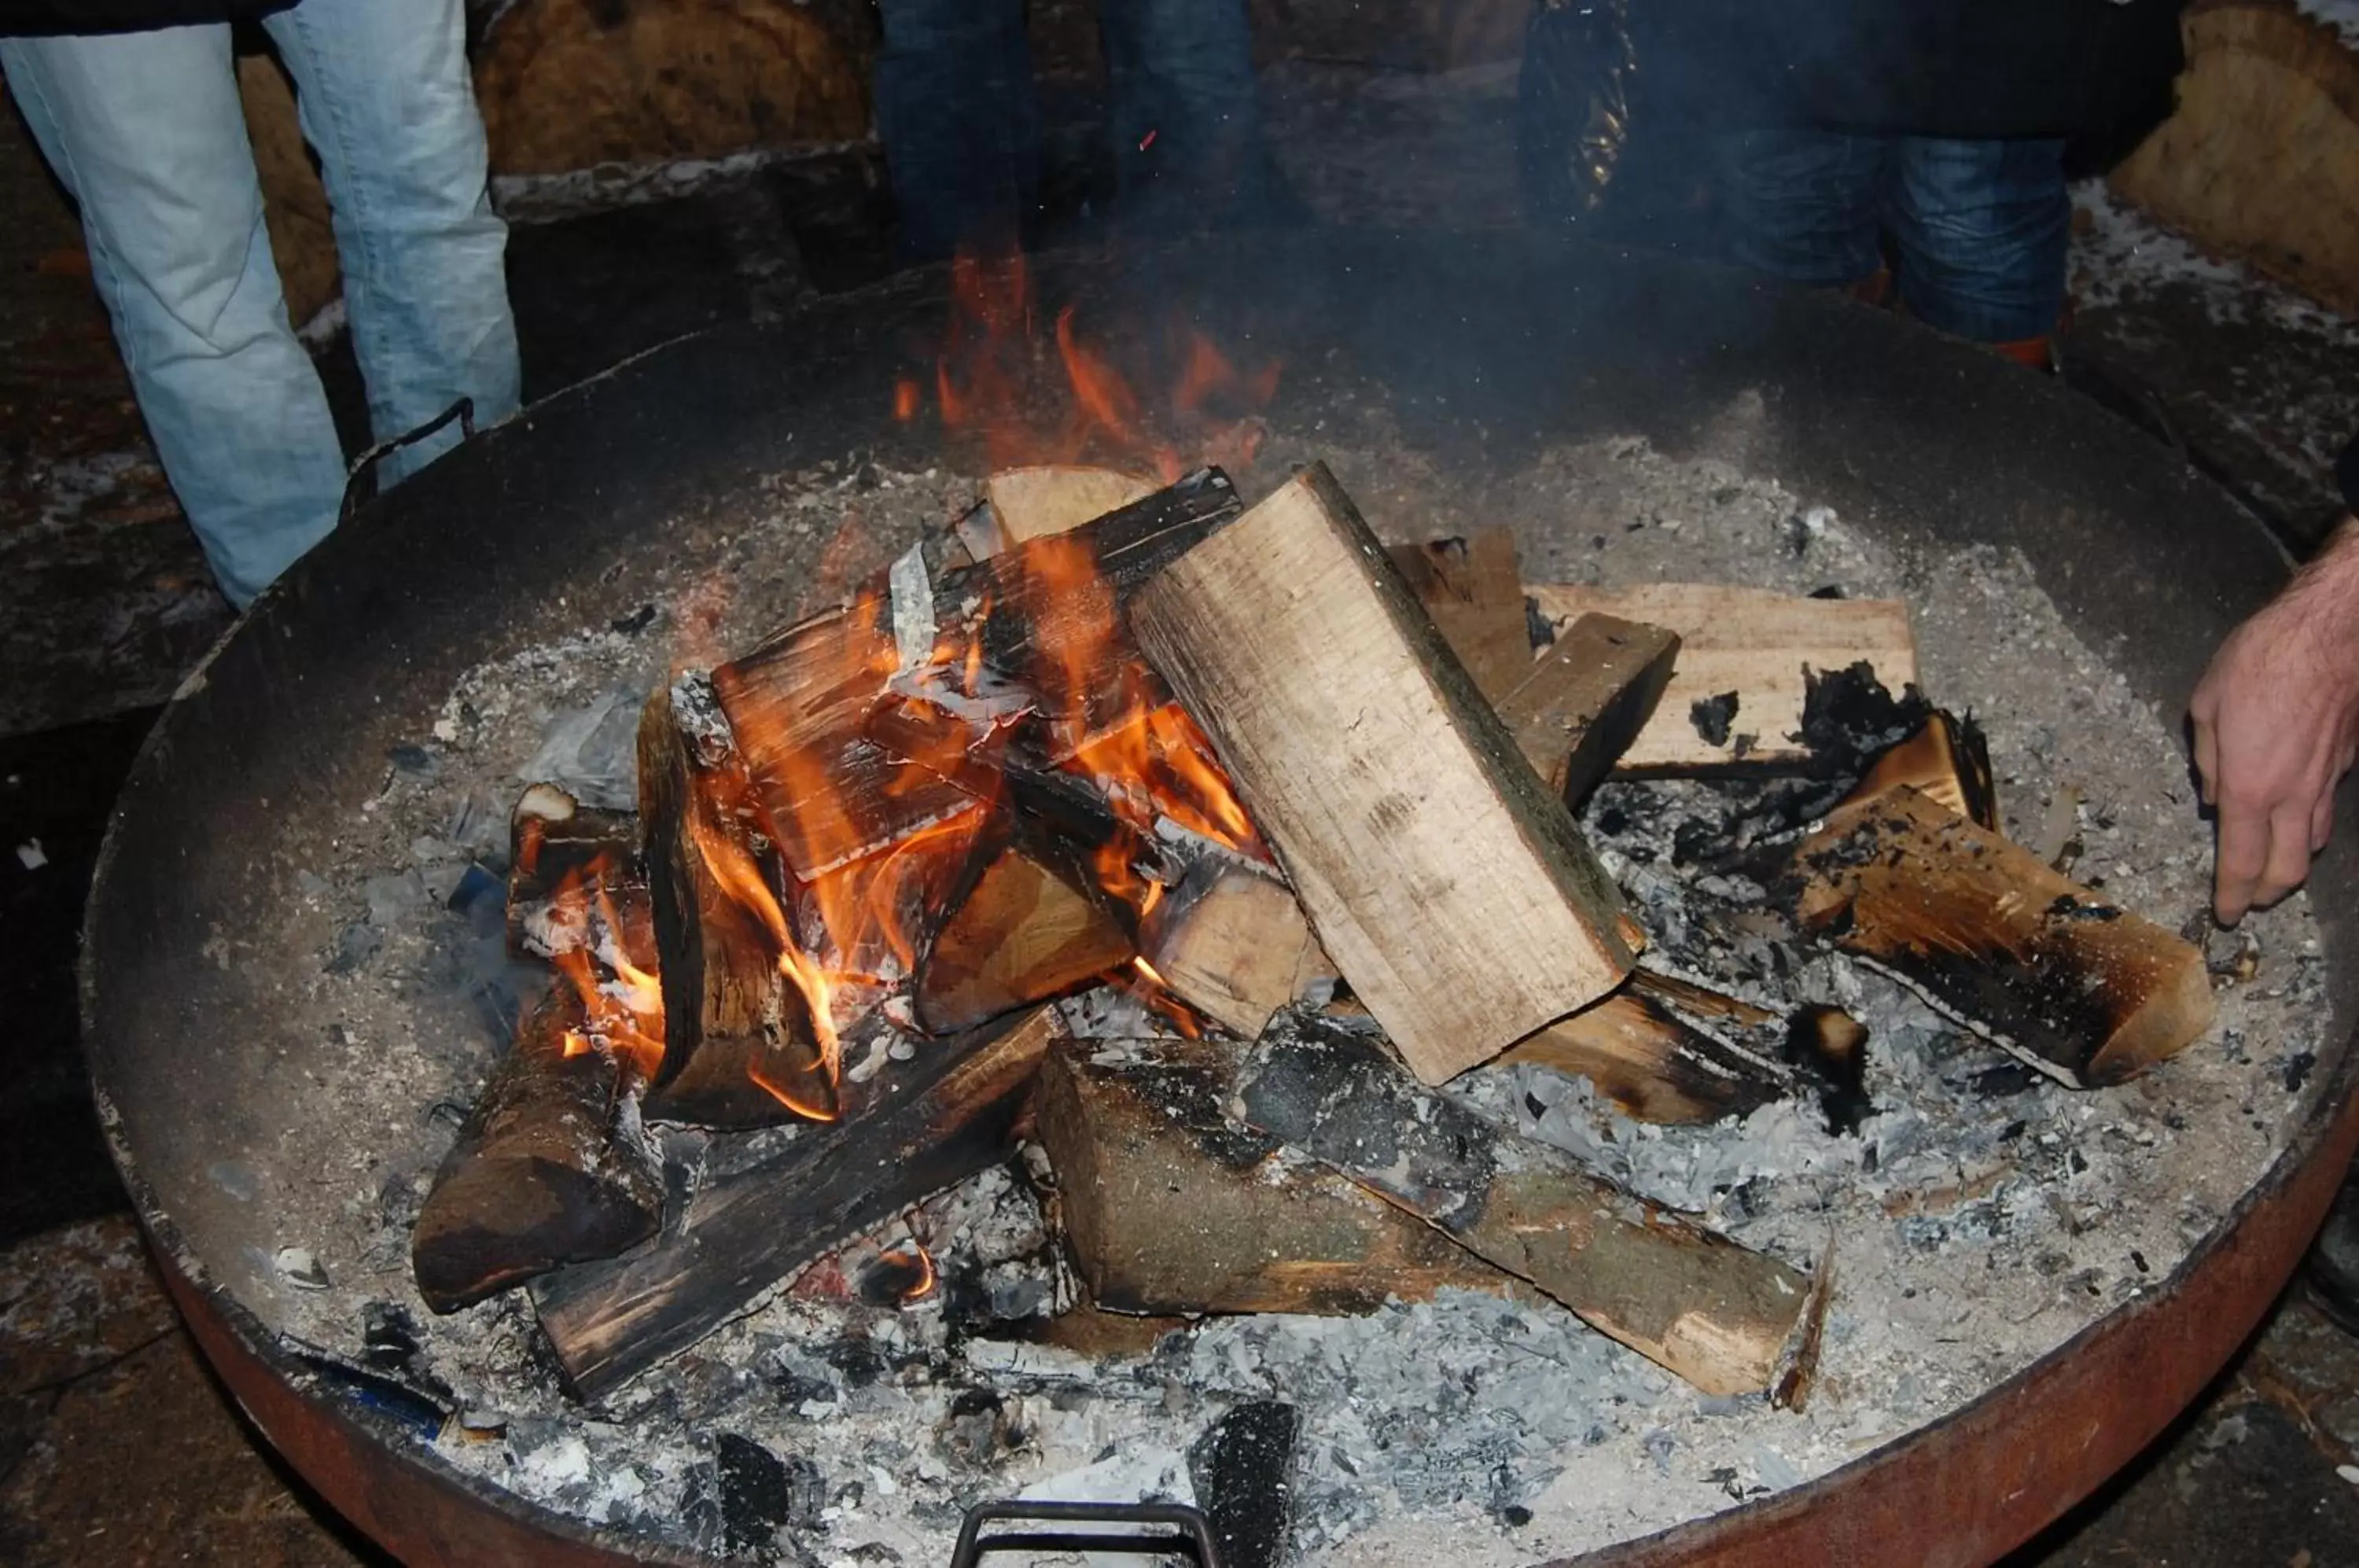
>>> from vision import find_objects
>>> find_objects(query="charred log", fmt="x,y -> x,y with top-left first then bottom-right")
1239,1012 -> 1814,1397
531,1006 -> 1064,1400
505,782 -> 647,960
411,985 -> 664,1314
1502,991 -> 1786,1125
1036,1040 -> 1518,1316
1779,784 -> 2214,1086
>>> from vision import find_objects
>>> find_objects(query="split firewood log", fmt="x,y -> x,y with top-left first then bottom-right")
504,783 -> 648,960
1136,852 -> 1333,1040
1238,1013 -> 1817,1399
1778,784 -> 2214,1085
1130,463 -> 1634,1084
955,465 -> 1161,559
1492,611 -> 1682,807
411,984 -> 664,1314
1036,1040 -> 1521,1316
1503,990 -> 1787,1125
531,1006 -> 1063,1399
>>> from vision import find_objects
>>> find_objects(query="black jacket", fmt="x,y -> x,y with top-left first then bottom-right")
1641,0 -> 2189,142
2,0 -> 292,35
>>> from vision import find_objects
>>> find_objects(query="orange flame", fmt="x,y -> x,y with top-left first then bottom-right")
907,240 -> 1279,479
685,809 -> 841,1088
546,856 -> 666,1083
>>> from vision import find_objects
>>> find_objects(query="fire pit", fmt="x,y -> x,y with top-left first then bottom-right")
84,231 -> 2359,1567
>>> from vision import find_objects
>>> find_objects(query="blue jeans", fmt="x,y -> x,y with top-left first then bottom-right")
876,0 -> 1264,262
1717,131 -> 2070,344
2,0 -> 518,608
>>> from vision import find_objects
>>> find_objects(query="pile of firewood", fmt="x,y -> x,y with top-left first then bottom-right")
410,461 -> 2217,1405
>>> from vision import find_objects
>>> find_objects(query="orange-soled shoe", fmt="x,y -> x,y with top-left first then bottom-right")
1990,335 -> 2059,373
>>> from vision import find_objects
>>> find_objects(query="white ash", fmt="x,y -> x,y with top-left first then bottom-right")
256,429 -> 2333,1567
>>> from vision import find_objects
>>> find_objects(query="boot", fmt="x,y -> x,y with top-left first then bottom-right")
2307,1164 -> 2359,1334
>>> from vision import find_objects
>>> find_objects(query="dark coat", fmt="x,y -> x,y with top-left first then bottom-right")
1,0 -> 293,36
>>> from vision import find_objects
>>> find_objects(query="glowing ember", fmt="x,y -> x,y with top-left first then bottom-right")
856,1240 -> 938,1306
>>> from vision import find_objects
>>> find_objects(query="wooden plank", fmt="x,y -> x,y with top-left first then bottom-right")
1387,528 -> 1534,700
1780,785 -> 2216,1086
1239,1014 -> 1814,1397
411,985 -> 664,1314
1131,464 -> 1634,1085
1036,1040 -> 1520,1316
1493,612 -> 1681,805
1525,583 -> 1917,772
531,1007 -> 1063,1399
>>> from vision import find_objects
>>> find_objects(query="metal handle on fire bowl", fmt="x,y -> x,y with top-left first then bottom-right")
948,1499 -> 1226,1567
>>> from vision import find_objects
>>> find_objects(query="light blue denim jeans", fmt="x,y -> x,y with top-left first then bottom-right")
2,0 -> 518,608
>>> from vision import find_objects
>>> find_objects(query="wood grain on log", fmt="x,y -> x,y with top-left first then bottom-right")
1525,584 -> 1917,773
1849,711 -> 1997,829
913,825 -> 1135,1035
412,985 -> 664,1314
1239,1014 -> 1812,1397
532,1007 -> 1063,1399
1036,1040 -> 1518,1316
1132,464 -> 1632,1084
1503,992 -> 1786,1124
1782,785 -> 2215,1085
960,466 -> 1159,558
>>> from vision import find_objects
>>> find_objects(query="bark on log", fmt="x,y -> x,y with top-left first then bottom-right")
1780,784 -> 2216,1085
1131,463 -> 1633,1084
1239,1014 -> 1814,1397
1503,991 -> 1786,1125
1492,612 -> 1682,806
1525,584 -> 1918,773
532,1007 -> 1064,1399
411,985 -> 664,1314
1387,528 -> 1534,701
1036,1040 -> 1519,1316
638,677 -> 834,1128
1137,854 -> 1329,1039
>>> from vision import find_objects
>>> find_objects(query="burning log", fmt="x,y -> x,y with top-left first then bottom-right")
1781,784 -> 2215,1086
1036,1040 -> 1519,1316
1130,463 -> 1634,1085
1387,527 -> 1535,701
1525,583 -> 1918,773
712,467 -> 1242,880
912,820 -> 1135,1035
637,676 -> 835,1128
1492,612 -> 1682,807
411,984 -> 664,1314
1238,1014 -> 1816,1398
505,783 -> 647,959
530,1006 -> 1063,1399
955,465 -> 1159,559
1503,990 -> 1787,1125
1136,852 -> 1332,1040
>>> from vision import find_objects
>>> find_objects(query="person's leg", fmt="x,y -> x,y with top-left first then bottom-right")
264,0 -> 517,484
1097,0 -> 1268,221
874,0 -> 1037,263
2,30 -> 347,609
1885,137 -> 2070,350
1715,127 -> 1887,291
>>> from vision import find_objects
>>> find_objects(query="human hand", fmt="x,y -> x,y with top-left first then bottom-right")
2190,521 -> 2359,924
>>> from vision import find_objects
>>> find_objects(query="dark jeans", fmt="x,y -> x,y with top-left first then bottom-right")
1717,129 -> 2070,344
875,0 -> 1263,262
